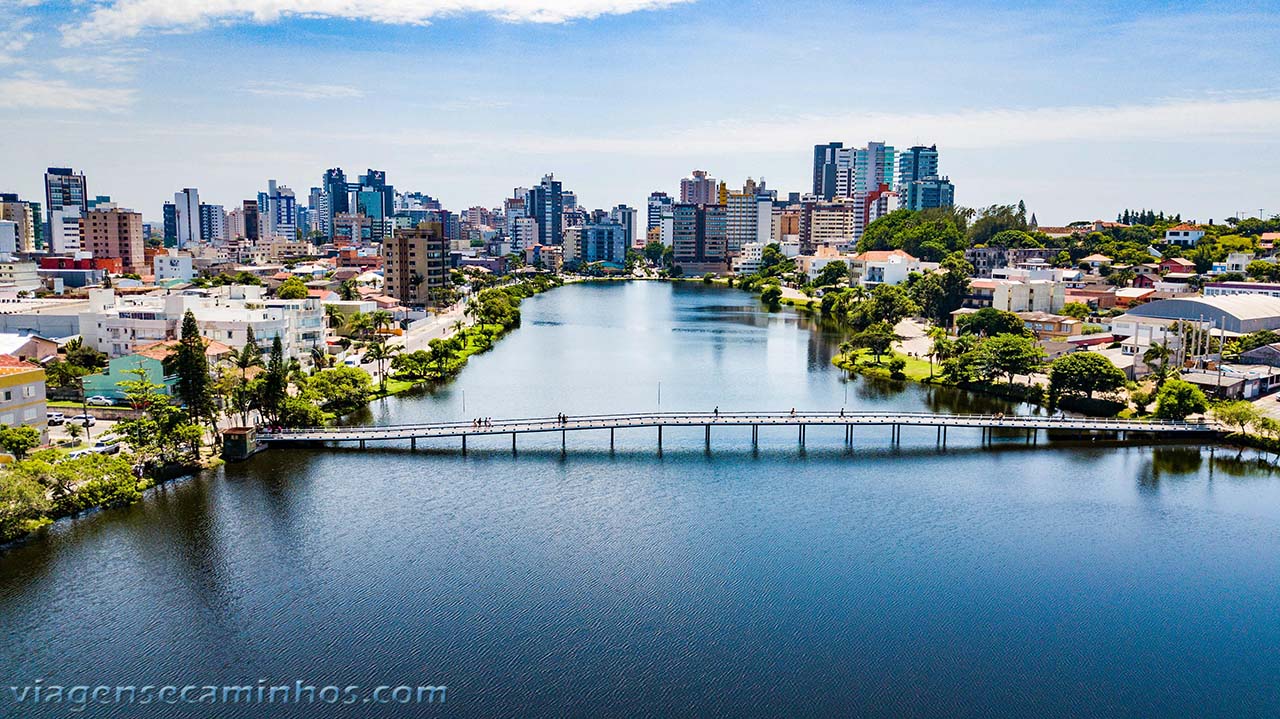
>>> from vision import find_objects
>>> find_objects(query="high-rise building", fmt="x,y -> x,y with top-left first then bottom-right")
526,174 -> 563,246
610,204 -> 637,249
800,198 -> 859,254
358,169 -> 394,218
263,180 -> 297,240
44,167 -> 87,218
897,144 -> 955,211
812,142 -> 844,200
852,141 -> 896,241
173,188 -> 201,249
45,168 -> 88,254
242,200 -> 260,242
578,222 -> 628,264
199,204 -> 227,243
680,170 -> 717,205
80,204 -> 145,273
0,194 -> 37,253
672,203 -> 727,274
646,192 -> 673,232
162,202 -> 177,247
322,168 -> 349,238
308,187 -> 330,237
382,223 -> 448,307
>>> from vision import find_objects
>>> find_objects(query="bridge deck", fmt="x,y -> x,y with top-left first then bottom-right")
259,411 -> 1218,444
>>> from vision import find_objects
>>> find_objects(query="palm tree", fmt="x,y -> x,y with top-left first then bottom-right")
310,345 -> 331,372
1143,341 -> 1174,388
362,341 -> 401,394
369,310 -> 394,337
324,304 -> 345,330
927,327 -> 952,379
345,311 -> 372,341
229,343 -> 265,426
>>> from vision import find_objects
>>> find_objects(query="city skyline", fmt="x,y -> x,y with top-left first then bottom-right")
2,0 -> 1278,222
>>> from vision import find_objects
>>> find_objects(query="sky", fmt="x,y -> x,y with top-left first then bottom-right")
1,0 -> 1278,225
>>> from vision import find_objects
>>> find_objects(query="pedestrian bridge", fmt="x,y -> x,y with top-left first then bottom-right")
257,411 -> 1220,452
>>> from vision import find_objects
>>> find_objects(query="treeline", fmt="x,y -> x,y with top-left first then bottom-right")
858,204 -> 1280,272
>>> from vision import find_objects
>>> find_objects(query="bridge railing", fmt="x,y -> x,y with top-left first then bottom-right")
258,411 -> 1216,437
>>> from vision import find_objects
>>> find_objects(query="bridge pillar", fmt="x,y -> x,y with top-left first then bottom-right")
752,425 -> 758,446
705,425 -> 711,451
562,429 -> 566,453
798,424 -> 805,446
462,434 -> 467,455
610,428 -> 614,451
411,437 -> 416,450
658,425 -> 663,455
512,432 -> 516,455
359,439 -> 365,450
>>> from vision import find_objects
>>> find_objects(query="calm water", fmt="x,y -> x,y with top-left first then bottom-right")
3,282 -> 1279,718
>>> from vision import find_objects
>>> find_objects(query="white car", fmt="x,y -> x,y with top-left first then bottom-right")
70,414 -> 96,427
92,436 -> 124,454
86,396 -> 113,406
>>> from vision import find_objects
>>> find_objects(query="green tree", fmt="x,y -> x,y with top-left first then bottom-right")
1048,352 -> 1127,401
642,241 -> 665,266
0,425 -> 41,460
1060,302 -> 1091,320
0,466 -> 51,541
926,327 -> 953,379
909,255 -> 972,325
957,308 -> 1028,337
852,322 -> 899,363
305,367 -> 373,414
1142,342 -> 1175,389
1154,379 -> 1208,420
260,336 -> 288,425
760,284 -> 783,308
1213,400 -> 1261,435
169,310 -> 216,440
362,341 -> 401,394
276,276 -> 309,299
813,261 -> 849,287
971,334 -> 1045,384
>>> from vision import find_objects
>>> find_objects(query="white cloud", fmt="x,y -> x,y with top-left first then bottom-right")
0,76 -> 136,111
243,81 -> 364,100
0,17 -> 34,65
61,0 -> 693,44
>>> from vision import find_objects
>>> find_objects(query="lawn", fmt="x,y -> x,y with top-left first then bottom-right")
833,350 -> 938,382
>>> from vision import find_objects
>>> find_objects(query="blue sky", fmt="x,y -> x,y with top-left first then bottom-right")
1,0 -> 1278,224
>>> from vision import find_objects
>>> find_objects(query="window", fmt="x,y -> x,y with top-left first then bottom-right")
1,390 -> 10,401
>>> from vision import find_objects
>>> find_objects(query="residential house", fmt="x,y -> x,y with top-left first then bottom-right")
1164,224 -> 1205,247
0,354 -> 47,445
82,339 -> 232,402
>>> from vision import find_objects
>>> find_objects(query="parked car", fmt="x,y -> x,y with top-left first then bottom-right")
92,436 -> 124,455
343,357 -> 360,367
70,414 -> 96,427
46,412 -> 65,426
86,396 -> 113,406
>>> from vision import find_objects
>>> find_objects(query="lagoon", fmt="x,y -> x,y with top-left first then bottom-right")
2,282 -> 1279,717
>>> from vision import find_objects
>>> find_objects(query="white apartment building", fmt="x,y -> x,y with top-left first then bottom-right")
80,287 -> 325,365
849,249 -> 932,286
732,242 -> 765,275
991,280 -> 1066,314
0,261 -> 41,295
153,249 -> 195,283
49,208 -> 82,253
